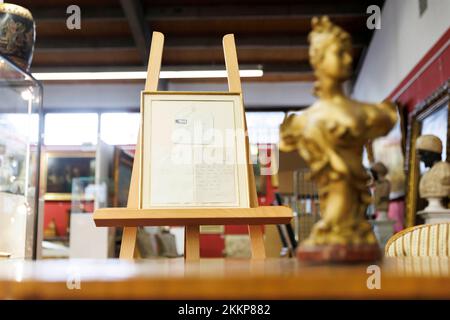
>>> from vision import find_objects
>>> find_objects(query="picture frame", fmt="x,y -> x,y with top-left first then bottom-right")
112,147 -> 134,207
405,80 -> 449,227
139,91 -> 250,209
42,151 -> 96,201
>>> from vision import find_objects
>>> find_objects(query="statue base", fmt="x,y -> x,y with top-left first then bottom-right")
417,208 -> 450,224
423,198 -> 447,212
297,243 -> 381,264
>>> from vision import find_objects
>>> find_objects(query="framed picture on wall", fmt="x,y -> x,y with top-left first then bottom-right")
139,91 -> 250,208
42,151 -> 96,201
405,80 -> 449,227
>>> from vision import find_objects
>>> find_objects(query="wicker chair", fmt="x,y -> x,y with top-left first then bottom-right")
385,223 -> 450,257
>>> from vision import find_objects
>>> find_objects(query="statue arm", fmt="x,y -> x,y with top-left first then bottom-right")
364,101 -> 398,140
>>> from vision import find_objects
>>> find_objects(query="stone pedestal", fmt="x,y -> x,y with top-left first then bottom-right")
370,220 -> 395,250
417,209 -> 450,224
370,211 -> 395,250
424,198 -> 447,212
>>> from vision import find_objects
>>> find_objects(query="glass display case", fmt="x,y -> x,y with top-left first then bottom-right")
0,55 -> 42,259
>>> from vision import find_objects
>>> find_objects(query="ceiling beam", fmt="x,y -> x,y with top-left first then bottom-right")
35,35 -> 368,50
143,2 -> 385,20
32,6 -> 124,20
119,0 -> 151,64
30,62 -> 313,73
36,38 -> 135,49
29,1 -> 384,22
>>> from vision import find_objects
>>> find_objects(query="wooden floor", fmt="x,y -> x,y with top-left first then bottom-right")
0,257 -> 450,299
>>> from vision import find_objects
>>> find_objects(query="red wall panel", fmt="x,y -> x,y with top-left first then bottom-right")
389,28 -> 450,111
43,201 -> 71,237
199,234 -> 224,258
43,201 -> 94,237
225,225 -> 249,234
417,58 -> 444,101
443,46 -> 450,79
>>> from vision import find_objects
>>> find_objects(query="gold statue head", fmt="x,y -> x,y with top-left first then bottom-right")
308,16 -> 353,93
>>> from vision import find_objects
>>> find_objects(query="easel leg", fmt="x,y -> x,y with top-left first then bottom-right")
119,227 -> 137,259
249,225 -> 266,259
223,34 -> 267,260
185,225 -> 200,261
118,33 -> 165,261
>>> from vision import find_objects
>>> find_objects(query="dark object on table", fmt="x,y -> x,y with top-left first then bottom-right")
136,227 -> 179,258
136,228 -> 159,258
156,228 -> 179,258
0,3 -> 35,71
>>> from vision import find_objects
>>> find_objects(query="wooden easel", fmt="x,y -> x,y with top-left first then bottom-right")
93,32 -> 292,261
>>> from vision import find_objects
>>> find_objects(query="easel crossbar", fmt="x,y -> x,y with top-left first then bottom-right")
94,206 -> 292,227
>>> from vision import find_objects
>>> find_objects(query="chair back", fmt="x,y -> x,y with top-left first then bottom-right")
385,223 -> 450,257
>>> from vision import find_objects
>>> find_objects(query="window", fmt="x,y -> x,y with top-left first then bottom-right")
100,113 -> 140,145
245,112 -> 285,144
44,113 -> 98,146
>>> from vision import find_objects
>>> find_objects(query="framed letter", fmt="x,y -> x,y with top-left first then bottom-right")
139,92 -> 250,208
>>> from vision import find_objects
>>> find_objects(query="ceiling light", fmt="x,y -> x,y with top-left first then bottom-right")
32,69 -> 263,81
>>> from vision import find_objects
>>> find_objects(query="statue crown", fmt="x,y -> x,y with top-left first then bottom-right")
310,16 -> 350,39
308,16 -> 351,66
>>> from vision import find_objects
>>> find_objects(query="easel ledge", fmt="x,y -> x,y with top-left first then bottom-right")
94,206 -> 292,227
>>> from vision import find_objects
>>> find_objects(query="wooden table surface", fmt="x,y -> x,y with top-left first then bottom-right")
0,257 -> 450,299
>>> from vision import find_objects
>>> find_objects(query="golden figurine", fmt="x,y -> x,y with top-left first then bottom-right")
280,16 -> 397,262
